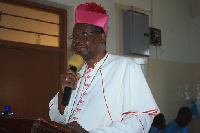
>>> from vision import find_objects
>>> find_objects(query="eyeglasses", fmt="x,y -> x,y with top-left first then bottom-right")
68,31 -> 100,42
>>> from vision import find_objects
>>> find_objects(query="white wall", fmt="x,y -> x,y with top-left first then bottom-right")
191,17 -> 200,63
28,0 -> 196,63
29,0 -> 194,63
150,0 -> 192,63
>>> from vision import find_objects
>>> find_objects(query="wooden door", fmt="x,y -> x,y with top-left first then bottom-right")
0,0 -> 67,120
0,45 -> 61,119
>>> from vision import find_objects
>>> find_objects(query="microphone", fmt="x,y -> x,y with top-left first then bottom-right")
61,54 -> 84,106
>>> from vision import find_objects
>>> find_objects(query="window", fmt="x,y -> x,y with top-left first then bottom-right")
0,0 -> 67,50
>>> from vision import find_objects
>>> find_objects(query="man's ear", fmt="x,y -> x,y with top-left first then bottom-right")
100,33 -> 106,44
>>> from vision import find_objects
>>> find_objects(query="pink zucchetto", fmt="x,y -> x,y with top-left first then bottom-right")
75,2 -> 109,33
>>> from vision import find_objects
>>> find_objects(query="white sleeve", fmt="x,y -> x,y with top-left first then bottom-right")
90,59 -> 159,133
90,113 -> 154,133
49,92 -> 68,124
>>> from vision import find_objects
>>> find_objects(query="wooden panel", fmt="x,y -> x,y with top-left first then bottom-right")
0,117 -> 79,132
0,47 -> 60,119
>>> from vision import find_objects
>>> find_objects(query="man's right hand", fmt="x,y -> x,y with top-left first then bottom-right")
58,69 -> 81,113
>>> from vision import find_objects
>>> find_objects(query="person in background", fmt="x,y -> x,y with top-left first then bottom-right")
164,107 -> 192,133
149,113 -> 166,133
49,2 -> 159,133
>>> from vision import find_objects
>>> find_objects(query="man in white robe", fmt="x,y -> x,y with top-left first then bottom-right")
49,2 -> 159,133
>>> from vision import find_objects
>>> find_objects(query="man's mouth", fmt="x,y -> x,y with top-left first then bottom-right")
74,45 -> 86,52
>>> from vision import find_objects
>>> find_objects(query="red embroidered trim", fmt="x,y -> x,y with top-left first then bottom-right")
100,68 -> 113,122
154,112 -> 162,117
84,51 -> 108,69
49,104 -> 53,111
80,71 -> 87,98
120,109 -> 158,133
121,109 -> 158,119
133,114 -> 145,133
141,109 -> 158,115
75,69 -> 87,108
94,51 -> 108,68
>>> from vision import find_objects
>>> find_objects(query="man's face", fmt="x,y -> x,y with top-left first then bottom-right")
180,113 -> 192,127
160,120 -> 166,130
71,23 -> 103,60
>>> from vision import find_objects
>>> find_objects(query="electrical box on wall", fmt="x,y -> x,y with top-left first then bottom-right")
123,10 -> 150,57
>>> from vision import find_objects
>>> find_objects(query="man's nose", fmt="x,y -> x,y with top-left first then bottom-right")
74,35 -> 83,42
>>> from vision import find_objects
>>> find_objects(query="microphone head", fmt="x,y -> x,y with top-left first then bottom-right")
67,54 -> 84,71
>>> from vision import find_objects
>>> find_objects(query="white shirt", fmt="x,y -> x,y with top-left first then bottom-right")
49,53 -> 159,133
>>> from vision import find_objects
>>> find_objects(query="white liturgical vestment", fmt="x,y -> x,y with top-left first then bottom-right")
49,53 -> 159,133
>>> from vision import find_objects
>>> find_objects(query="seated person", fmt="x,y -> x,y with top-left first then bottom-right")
149,113 -> 166,133
164,107 -> 192,133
